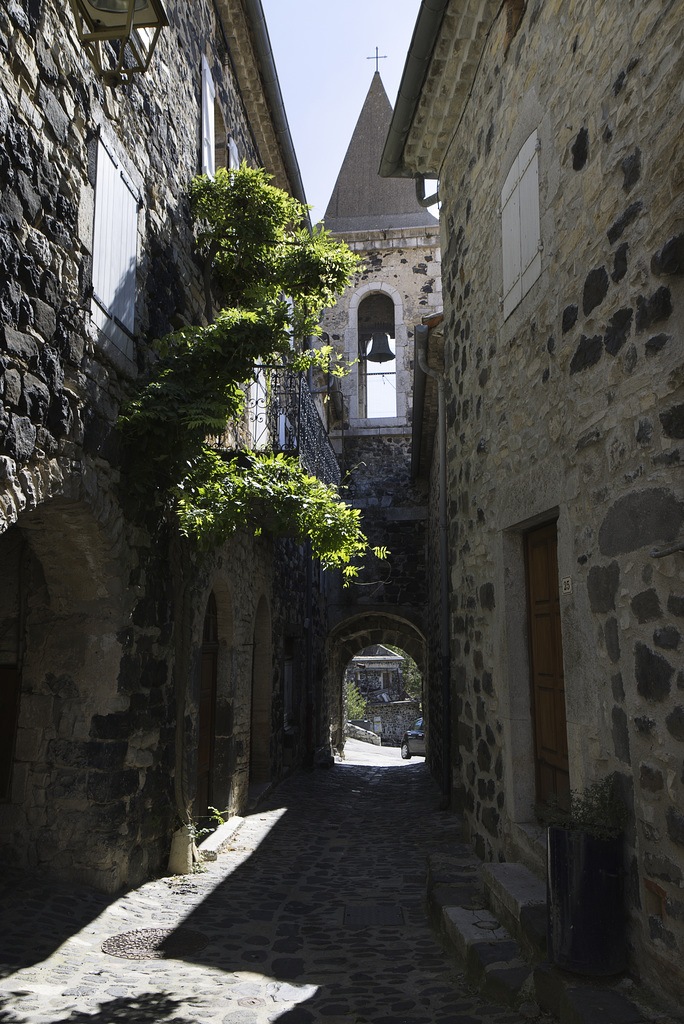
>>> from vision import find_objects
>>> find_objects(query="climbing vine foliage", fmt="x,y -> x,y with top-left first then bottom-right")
120,165 -> 381,579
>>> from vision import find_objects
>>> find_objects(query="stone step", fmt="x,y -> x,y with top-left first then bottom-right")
441,904 -> 533,1007
482,860 -> 548,961
427,851 -> 653,1024
197,815 -> 244,861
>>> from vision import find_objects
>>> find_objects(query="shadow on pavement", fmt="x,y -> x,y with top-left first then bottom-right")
0,870 -> 113,976
0,992 -> 190,1024
169,760 -> 464,1023
0,759 -> 466,1024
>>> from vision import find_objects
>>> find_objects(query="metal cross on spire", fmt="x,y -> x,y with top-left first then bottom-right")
367,47 -> 387,74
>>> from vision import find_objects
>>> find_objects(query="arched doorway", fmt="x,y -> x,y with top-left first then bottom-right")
197,592 -> 218,820
249,596 -> 272,790
328,611 -> 427,758
0,500 -> 142,892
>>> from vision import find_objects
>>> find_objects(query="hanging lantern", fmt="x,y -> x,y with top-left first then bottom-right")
69,0 -> 168,86
365,332 -> 394,363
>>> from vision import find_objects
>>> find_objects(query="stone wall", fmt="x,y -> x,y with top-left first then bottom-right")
428,0 -> 684,999
375,700 -> 421,747
0,0 -> 323,892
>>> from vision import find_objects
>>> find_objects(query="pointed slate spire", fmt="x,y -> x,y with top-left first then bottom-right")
324,73 -> 437,233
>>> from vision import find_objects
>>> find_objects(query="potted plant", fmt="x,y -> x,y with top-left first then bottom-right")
538,774 -> 628,975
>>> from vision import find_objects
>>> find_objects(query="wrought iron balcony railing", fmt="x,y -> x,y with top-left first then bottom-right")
212,366 -> 341,487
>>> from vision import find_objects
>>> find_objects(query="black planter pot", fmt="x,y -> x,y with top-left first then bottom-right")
547,826 -> 626,975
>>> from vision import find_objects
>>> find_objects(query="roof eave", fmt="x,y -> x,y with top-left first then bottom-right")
379,0 -> 450,179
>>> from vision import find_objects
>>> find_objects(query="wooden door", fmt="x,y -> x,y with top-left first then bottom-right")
525,523 -> 569,803
197,594 -> 218,820
0,667 -> 21,800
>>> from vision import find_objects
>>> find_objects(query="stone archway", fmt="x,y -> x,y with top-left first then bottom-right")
0,498 -> 140,892
327,611 -> 426,753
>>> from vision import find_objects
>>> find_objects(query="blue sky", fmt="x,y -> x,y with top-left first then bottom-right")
260,0 -> 422,224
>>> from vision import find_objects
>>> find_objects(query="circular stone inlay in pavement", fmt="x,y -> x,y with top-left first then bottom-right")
101,927 -> 209,959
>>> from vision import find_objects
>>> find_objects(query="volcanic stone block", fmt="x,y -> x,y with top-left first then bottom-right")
653,626 -> 680,650
611,242 -> 629,282
635,286 -> 672,332
571,127 -> 588,170
651,233 -> 684,276
562,304 -> 578,333
570,334 -> 602,374
631,589 -> 661,622
639,763 -> 662,791
6,413 -> 36,462
21,373 -> 50,422
598,488 -> 683,556
635,642 -> 673,702
645,333 -> 669,356
666,807 -> 684,847
2,324 -> 39,364
666,706 -> 684,741
604,308 -> 633,356
621,147 -> 641,191
582,267 -> 609,315
587,561 -> 620,612
659,403 -> 684,439
645,853 -> 682,887
607,200 -> 642,243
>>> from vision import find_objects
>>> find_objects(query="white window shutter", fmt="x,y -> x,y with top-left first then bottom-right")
202,55 -> 215,177
228,136 -> 239,170
519,145 -> 541,295
501,129 -> 541,319
501,158 -> 521,319
92,137 -> 138,362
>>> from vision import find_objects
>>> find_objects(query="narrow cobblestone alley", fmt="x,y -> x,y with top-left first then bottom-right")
0,749 -> 534,1024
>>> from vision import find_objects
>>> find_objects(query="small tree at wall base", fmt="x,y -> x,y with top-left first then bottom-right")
119,165 -> 385,580
346,682 -> 367,722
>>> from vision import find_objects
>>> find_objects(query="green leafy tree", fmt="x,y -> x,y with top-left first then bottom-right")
387,645 -> 423,703
120,165 -> 384,578
346,682 -> 367,721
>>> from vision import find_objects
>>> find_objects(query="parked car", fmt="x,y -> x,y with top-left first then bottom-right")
400,718 -> 425,759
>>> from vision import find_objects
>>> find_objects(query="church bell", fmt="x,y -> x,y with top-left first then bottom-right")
364,331 -> 394,363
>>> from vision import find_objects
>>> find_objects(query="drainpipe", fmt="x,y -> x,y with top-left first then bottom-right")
416,324 -> 451,803
415,176 -> 440,208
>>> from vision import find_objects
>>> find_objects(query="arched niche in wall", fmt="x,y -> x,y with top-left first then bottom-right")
249,594 -> 272,788
200,578 -> 235,815
0,498 -> 139,891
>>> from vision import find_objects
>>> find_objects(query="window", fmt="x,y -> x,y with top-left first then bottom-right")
228,136 -> 239,169
203,55 -> 239,176
358,293 -> 397,418
202,55 -> 215,176
501,129 -> 541,319
91,135 -> 139,361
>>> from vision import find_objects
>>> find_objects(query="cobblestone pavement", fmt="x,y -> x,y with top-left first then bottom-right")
0,751 -> 535,1024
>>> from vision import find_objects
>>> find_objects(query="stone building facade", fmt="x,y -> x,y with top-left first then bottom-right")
382,0 -> 684,1003
0,0 -> 327,892
345,644 -> 407,704
320,73 -> 441,747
